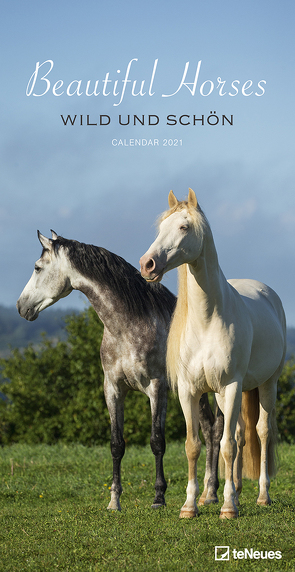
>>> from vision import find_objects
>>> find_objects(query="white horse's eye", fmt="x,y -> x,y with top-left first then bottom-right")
180,225 -> 189,231
34,265 -> 41,273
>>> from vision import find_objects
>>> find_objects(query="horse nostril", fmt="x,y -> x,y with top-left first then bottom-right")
145,258 -> 155,272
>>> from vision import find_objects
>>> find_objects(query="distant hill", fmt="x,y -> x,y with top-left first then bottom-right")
0,305 -> 294,360
0,305 -> 77,356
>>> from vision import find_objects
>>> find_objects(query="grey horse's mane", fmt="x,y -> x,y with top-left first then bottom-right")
52,236 -> 176,320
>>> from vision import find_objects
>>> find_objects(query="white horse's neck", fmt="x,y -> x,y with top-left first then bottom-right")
186,225 -> 228,328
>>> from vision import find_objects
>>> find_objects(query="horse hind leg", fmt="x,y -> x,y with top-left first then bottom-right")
198,393 -> 214,505
256,378 -> 278,506
149,380 -> 167,508
198,394 -> 224,506
207,403 -> 224,504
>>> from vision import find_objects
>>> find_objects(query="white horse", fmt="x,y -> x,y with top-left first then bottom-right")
140,189 -> 286,519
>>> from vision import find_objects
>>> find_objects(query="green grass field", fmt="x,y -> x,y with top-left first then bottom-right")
1,441 -> 294,571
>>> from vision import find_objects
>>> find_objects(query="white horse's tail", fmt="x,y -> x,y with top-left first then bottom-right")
242,388 -> 277,479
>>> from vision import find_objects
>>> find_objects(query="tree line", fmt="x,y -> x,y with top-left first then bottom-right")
0,307 -> 294,446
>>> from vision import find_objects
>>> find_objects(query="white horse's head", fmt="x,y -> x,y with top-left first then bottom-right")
17,231 -> 73,321
140,189 -> 205,282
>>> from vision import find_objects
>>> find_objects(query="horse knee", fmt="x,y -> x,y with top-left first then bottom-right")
150,430 -> 165,457
111,437 -> 125,460
185,435 -> 201,462
220,435 -> 237,465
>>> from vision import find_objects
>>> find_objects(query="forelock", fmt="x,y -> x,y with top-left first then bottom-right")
157,200 -> 206,233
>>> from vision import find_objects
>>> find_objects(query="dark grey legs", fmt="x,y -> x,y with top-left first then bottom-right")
198,393 -> 224,505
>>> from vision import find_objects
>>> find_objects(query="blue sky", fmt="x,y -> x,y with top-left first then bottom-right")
1,1 -> 295,325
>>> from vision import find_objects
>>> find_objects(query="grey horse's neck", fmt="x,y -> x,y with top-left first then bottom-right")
55,237 -> 176,330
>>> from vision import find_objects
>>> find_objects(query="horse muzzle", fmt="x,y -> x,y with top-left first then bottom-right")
16,299 -> 39,321
139,253 -> 165,283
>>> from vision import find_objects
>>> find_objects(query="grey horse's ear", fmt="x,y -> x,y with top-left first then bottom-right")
51,230 -> 58,240
168,190 -> 178,209
37,230 -> 52,250
188,188 -> 198,208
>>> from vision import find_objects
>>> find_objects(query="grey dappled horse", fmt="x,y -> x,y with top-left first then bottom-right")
17,231 -> 223,510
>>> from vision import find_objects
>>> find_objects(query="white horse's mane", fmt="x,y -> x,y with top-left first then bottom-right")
160,199 -> 208,391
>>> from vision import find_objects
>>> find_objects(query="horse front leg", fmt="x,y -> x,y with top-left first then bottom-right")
256,405 -> 271,506
218,381 -> 242,519
104,379 -> 127,511
178,381 -> 202,518
149,379 -> 167,508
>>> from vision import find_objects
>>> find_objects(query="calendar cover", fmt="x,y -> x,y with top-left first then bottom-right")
1,1 -> 294,570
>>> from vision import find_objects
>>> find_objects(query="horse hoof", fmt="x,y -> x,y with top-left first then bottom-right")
107,502 -> 121,511
204,499 -> 218,506
204,496 -> 219,506
151,502 -> 166,509
198,497 -> 218,506
257,498 -> 271,506
179,508 -> 198,519
219,507 -> 238,519
197,495 -> 212,506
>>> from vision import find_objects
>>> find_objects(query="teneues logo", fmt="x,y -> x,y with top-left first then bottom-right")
215,547 -> 230,561
215,546 -> 282,561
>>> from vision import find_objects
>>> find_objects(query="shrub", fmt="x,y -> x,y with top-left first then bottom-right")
0,307 -> 185,446
276,359 -> 295,443
5,306 -> 293,447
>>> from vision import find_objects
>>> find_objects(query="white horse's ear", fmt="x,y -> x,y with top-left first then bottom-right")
188,188 -> 198,208
37,230 -> 52,250
168,190 -> 178,209
51,230 -> 58,240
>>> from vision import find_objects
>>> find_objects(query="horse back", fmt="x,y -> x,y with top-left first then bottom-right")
228,278 -> 286,383
228,278 -> 286,332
